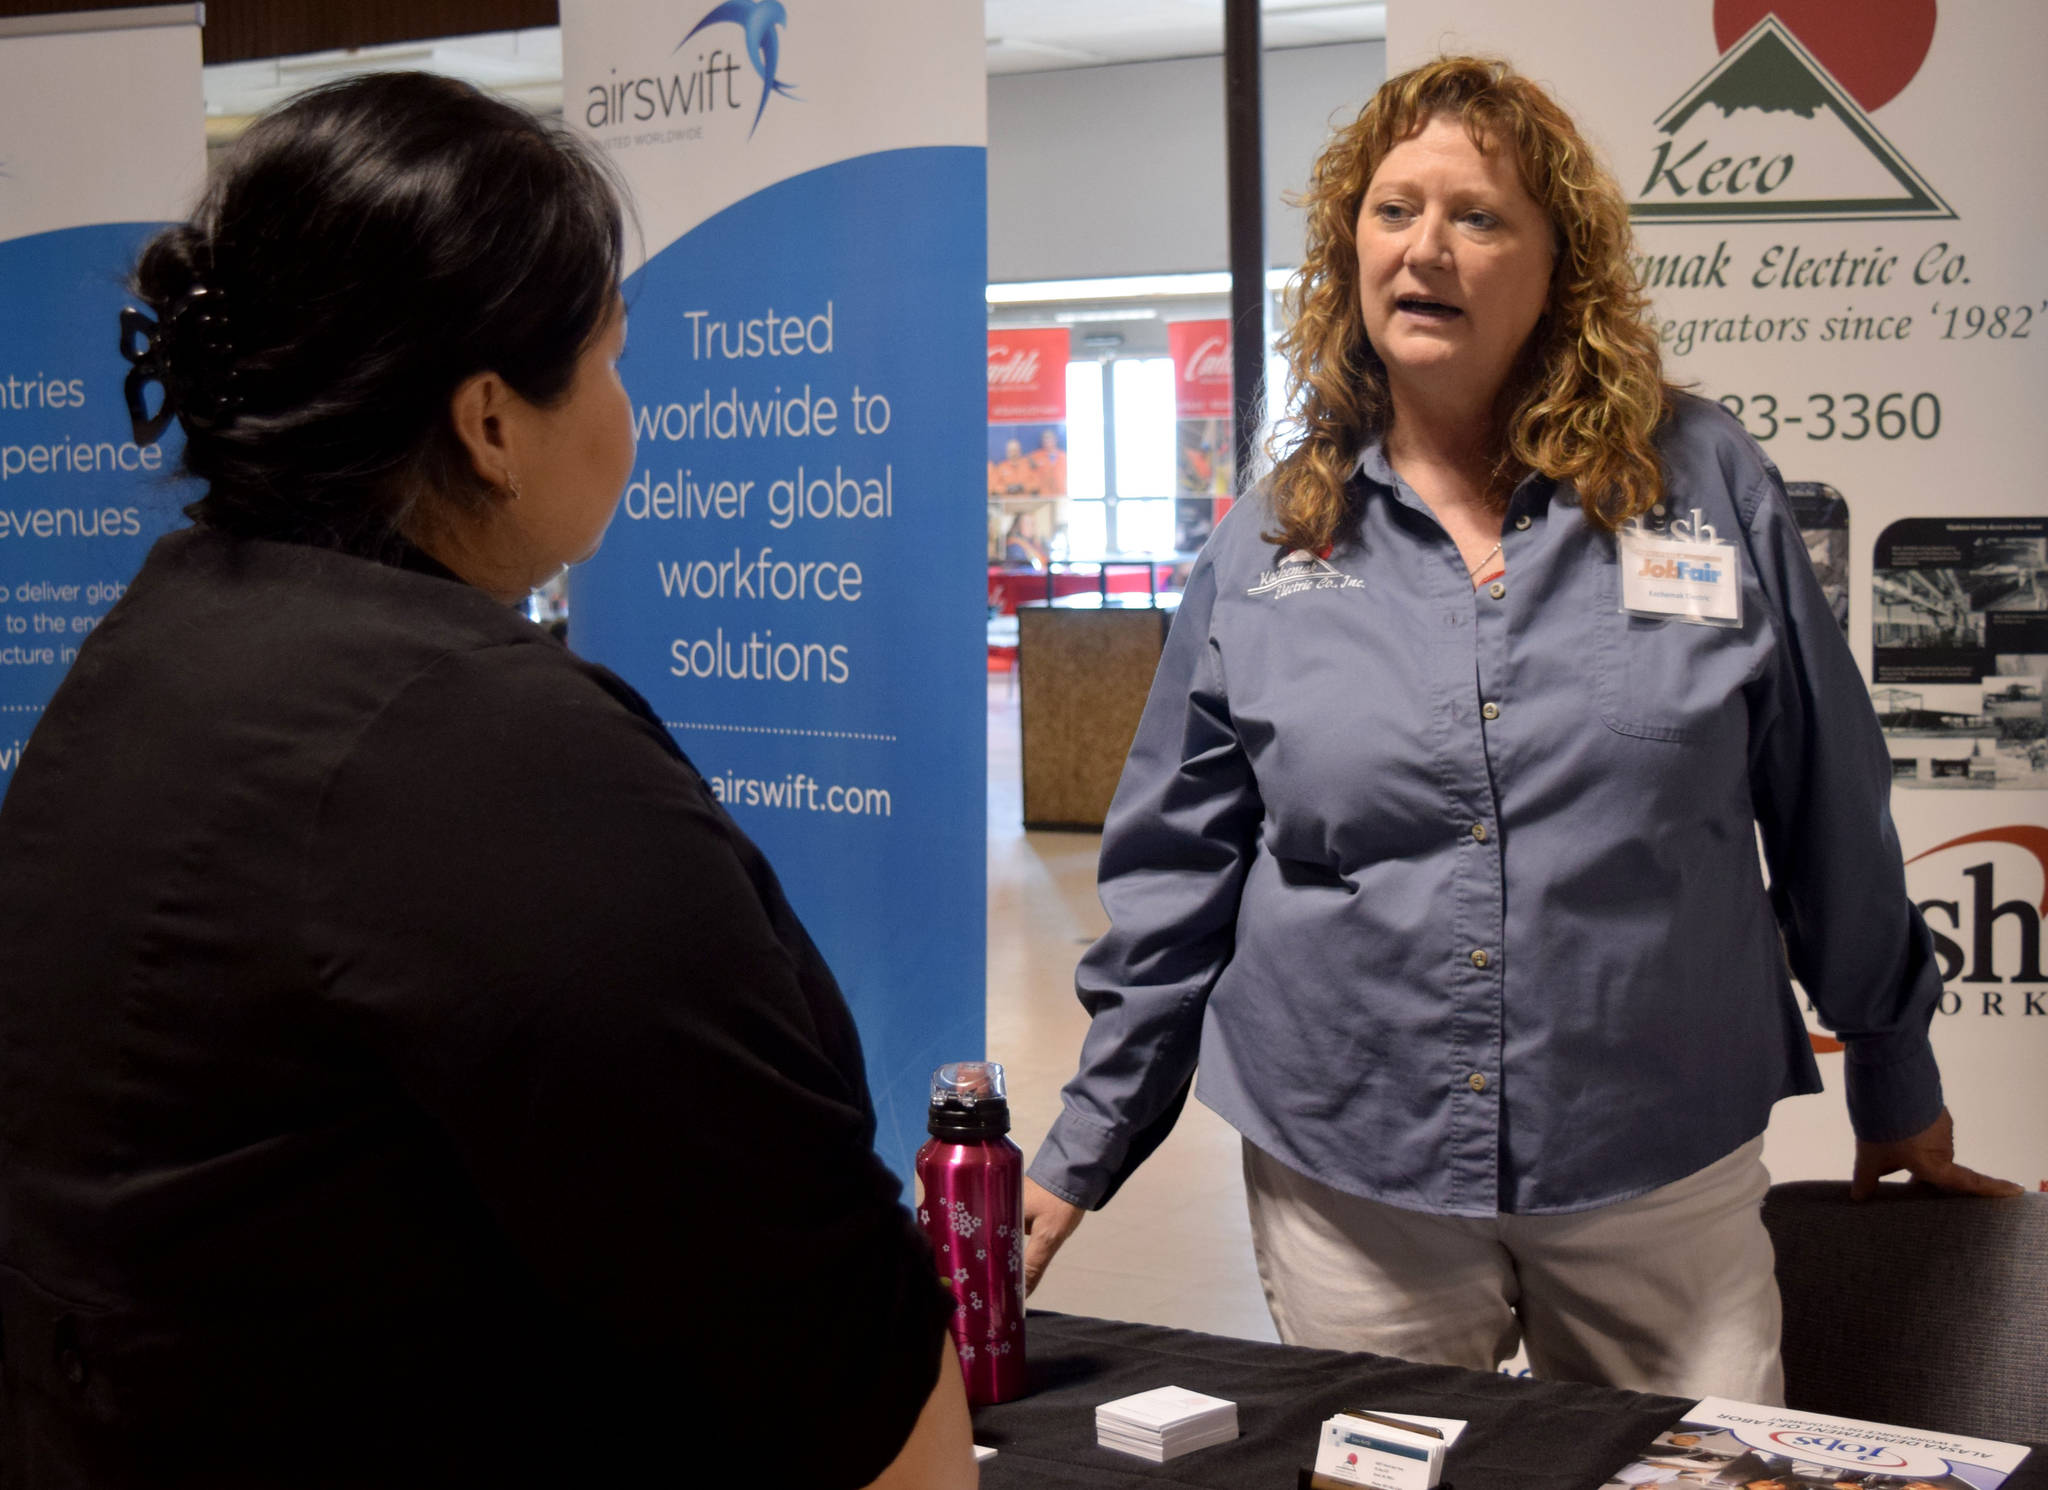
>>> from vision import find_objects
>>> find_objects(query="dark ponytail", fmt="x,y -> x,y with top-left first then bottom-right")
132,71 -> 627,555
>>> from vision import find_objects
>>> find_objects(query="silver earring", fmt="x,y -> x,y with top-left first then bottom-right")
503,474 -> 522,501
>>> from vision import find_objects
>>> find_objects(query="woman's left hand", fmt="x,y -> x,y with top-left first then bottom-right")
1850,1106 -> 2025,1199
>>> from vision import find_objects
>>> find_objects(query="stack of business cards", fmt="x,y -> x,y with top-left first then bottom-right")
1313,1409 -> 1466,1489
1096,1385 -> 1240,1462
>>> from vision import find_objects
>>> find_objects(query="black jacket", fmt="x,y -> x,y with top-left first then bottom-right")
0,528 -> 948,1487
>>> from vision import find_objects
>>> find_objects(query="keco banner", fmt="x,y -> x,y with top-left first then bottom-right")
0,7 -> 204,801
562,0 -> 986,1183
1389,0 -> 2047,1198
1169,319 -> 1233,551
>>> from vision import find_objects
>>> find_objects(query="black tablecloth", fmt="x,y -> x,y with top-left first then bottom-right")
972,1312 -> 2047,1489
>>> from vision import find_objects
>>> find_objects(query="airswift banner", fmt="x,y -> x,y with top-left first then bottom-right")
1394,0 -> 2047,1202
561,0 -> 986,1185
0,8 -> 205,801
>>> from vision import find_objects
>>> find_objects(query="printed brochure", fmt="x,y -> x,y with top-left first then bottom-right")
1600,1397 -> 2031,1489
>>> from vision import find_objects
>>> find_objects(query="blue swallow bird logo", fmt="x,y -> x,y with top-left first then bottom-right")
677,0 -> 797,138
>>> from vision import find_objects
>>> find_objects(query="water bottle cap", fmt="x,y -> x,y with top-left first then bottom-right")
927,1061 -> 1011,1138
931,1061 -> 1007,1105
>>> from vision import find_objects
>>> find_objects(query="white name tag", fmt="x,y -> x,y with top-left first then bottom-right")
1618,530 -> 1741,627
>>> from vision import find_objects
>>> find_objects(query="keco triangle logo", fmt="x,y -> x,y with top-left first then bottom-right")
1633,3 -> 1953,225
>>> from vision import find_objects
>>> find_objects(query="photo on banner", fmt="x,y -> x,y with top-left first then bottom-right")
0,8 -> 205,802
561,0 -> 987,1185
1168,319 -> 1233,553
1388,0 -> 2048,1210
987,326 -> 1068,570
1873,516 -> 2047,790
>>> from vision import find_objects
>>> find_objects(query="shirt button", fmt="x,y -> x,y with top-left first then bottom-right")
1481,702 -> 1500,721
1467,1072 -> 1488,1093
1514,514 -> 1532,530
1470,822 -> 1488,842
1488,581 -> 1506,600
1469,948 -> 1490,969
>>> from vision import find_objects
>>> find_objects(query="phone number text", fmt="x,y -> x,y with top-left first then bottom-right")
1716,391 -> 1941,443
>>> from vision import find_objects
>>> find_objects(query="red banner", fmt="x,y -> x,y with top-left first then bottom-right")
986,328 -> 1068,424
1169,319 -> 1232,420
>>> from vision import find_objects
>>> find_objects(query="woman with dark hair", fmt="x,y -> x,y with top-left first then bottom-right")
0,74 -> 972,1488
1020,56 -> 2016,1396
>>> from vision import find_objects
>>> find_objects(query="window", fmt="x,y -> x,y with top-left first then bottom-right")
1110,357 -> 1175,552
1064,361 -> 1105,501
989,271 -> 1297,562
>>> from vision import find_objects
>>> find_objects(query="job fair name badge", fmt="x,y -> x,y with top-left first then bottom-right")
1618,517 -> 1741,627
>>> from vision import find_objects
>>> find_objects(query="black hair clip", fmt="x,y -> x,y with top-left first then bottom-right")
119,284 -> 242,448
119,307 -> 173,446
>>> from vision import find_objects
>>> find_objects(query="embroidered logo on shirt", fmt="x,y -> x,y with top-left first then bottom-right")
1248,549 -> 1366,599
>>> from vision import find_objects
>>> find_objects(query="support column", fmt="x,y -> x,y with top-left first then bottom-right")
1224,0 -> 1266,490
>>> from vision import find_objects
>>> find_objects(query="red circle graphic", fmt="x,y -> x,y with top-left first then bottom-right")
1713,0 -> 1938,112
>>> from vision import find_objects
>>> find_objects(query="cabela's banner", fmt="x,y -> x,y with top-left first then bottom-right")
562,0 -> 986,1183
0,7 -> 204,802
987,327 -> 1067,500
986,328 -> 1066,567
1389,1 -> 2047,1195
1169,319 -> 1234,552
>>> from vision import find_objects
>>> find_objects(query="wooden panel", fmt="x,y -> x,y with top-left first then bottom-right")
1017,606 -> 1169,831
0,0 -> 558,64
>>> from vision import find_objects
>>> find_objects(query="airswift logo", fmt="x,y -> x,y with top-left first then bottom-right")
680,0 -> 797,137
1632,3 -> 1952,225
583,1 -> 797,140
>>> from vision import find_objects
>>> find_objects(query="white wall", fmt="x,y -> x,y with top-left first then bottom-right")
988,41 -> 1387,282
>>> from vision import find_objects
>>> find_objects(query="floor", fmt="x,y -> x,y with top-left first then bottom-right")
984,672 -> 1279,1343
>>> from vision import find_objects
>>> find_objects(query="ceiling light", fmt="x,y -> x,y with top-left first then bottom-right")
988,269 -> 1296,305
1053,308 -> 1159,323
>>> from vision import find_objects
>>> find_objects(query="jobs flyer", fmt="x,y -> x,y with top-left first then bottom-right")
0,14 -> 204,799
1389,2 -> 2047,1199
561,0 -> 987,1181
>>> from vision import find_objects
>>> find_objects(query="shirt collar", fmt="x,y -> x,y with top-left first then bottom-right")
1351,435 -> 1431,517
1353,436 -> 1394,487
1352,434 -> 1562,519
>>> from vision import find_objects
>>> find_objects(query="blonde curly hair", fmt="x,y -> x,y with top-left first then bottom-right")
1267,56 -> 1673,554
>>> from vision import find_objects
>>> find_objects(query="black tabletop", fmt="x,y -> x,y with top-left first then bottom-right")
972,1313 -> 2046,1490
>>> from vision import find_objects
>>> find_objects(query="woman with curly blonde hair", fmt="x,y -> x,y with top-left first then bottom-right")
1021,55 -> 2012,1398
1270,55 -> 1668,552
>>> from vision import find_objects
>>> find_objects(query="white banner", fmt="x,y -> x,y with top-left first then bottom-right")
1388,2 -> 2048,1198
560,0 -> 989,1186
0,8 -> 206,797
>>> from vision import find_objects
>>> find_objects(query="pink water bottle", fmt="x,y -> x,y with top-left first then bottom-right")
915,1060 -> 1026,1405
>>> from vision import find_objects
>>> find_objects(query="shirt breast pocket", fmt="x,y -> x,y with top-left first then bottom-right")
1590,561 -> 1737,746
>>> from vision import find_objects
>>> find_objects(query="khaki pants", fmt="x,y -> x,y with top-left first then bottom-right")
1242,1135 -> 1785,1402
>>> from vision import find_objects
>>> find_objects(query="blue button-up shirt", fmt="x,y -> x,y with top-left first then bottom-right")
1029,396 -> 1944,1217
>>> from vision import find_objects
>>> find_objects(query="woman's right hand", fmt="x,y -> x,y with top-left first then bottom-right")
1021,1177 -> 1086,1295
